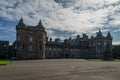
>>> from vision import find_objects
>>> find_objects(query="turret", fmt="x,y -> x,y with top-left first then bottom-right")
69,37 -> 71,40
76,35 -> 80,39
18,17 -> 25,26
83,34 -> 88,39
91,36 -> 94,39
96,29 -> 103,37
37,20 -> 45,30
50,38 -> 52,42
107,31 -> 112,38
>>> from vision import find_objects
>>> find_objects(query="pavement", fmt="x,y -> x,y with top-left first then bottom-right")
0,59 -> 120,80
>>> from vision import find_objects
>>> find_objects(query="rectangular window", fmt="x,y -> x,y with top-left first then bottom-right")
18,36 -> 20,41
29,45 -> 32,52
23,44 -> 25,50
49,48 -> 51,51
29,36 -> 32,42
30,32 -> 33,35
104,42 -> 107,47
98,42 -> 101,46
98,49 -> 101,53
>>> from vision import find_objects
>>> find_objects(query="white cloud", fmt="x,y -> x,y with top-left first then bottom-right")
0,0 -> 120,39
113,28 -> 120,32
113,41 -> 120,45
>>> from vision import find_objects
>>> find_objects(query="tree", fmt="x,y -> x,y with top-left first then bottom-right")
103,43 -> 113,60
112,45 -> 120,59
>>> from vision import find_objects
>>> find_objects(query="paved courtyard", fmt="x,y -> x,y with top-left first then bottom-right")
0,59 -> 120,80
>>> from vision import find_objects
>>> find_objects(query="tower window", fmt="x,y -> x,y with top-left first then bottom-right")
98,49 -> 101,53
29,45 -> 32,52
18,36 -> 20,41
29,36 -> 32,42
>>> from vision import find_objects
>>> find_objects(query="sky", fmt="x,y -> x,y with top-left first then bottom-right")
0,0 -> 120,45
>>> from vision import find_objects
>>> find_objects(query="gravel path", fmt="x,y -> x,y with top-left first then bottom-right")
0,59 -> 120,80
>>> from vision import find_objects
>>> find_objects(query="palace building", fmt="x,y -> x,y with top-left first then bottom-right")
15,18 -> 112,59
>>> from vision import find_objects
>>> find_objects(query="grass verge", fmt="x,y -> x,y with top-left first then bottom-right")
88,59 -> 120,62
0,59 -> 10,65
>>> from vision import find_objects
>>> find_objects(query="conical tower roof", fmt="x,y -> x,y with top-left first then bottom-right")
18,17 -> 25,26
107,31 -> 111,38
37,20 -> 45,30
96,29 -> 103,37
37,20 -> 42,27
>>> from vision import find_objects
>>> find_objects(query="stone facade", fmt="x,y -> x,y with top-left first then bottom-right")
16,18 -> 46,59
46,32 -> 112,59
16,18 -> 112,59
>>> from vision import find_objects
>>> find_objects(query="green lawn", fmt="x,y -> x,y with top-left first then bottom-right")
0,59 -> 10,65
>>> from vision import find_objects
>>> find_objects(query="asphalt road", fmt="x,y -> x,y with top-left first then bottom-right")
0,59 -> 120,80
